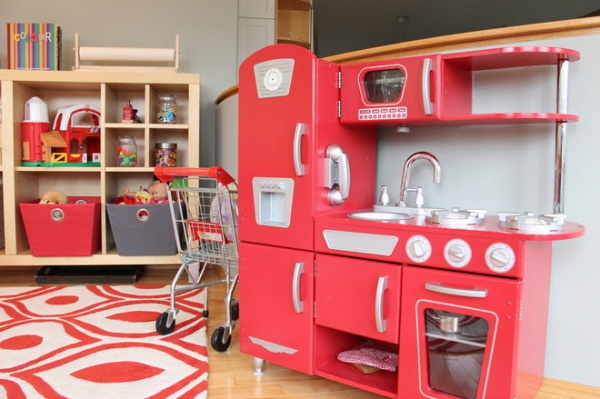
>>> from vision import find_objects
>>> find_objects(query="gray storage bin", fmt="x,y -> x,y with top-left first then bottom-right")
107,203 -> 179,256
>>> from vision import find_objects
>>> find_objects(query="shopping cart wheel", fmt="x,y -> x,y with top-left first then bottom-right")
211,326 -> 231,352
203,309 -> 209,318
156,312 -> 176,335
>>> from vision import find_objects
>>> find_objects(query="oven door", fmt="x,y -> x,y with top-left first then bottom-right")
399,266 -> 521,399
339,54 -> 441,124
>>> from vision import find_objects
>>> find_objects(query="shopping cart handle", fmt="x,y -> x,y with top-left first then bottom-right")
154,166 -> 235,186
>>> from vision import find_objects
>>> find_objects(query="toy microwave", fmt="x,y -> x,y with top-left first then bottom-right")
339,54 -> 442,124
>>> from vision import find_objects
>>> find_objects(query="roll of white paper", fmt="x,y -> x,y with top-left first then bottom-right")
79,46 -> 175,62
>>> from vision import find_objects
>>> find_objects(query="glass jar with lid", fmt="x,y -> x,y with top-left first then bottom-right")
116,136 -> 137,167
155,142 -> 177,167
157,94 -> 177,124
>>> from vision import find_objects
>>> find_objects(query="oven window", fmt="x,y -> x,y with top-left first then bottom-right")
363,69 -> 405,103
424,309 -> 489,399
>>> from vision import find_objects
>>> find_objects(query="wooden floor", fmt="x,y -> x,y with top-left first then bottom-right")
1,265 -> 599,399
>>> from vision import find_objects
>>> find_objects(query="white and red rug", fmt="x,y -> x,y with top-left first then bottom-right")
0,285 -> 208,399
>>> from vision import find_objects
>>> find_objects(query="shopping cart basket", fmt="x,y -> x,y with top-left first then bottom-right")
153,166 -> 239,352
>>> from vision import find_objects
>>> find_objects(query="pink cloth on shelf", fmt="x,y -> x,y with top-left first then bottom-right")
337,348 -> 399,372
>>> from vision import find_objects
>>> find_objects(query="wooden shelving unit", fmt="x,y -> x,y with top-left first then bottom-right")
276,0 -> 312,49
0,69 -> 200,267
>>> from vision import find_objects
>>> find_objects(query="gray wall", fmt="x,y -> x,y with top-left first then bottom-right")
0,0 -> 240,167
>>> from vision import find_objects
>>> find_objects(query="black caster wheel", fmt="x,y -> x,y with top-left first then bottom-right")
211,326 -> 232,352
202,309 -> 209,318
155,311 -> 176,335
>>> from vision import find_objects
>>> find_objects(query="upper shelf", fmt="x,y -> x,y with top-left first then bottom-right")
443,46 -> 580,70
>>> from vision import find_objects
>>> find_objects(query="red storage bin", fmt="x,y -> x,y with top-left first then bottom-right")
20,196 -> 101,256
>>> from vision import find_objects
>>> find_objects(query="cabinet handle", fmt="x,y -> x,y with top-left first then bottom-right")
292,262 -> 304,313
422,58 -> 434,115
425,282 -> 488,298
375,276 -> 388,333
293,123 -> 306,176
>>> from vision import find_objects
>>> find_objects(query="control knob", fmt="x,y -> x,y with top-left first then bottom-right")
444,238 -> 471,268
406,235 -> 432,263
485,243 -> 516,273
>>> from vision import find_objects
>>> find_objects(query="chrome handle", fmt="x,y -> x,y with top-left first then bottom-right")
422,58 -> 434,115
375,276 -> 388,333
293,123 -> 306,176
425,282 -> 488,298
292,262 -> 304,313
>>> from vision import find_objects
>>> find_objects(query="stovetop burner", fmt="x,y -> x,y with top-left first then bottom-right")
426,207 -> 487,226
497,211 -> 566,232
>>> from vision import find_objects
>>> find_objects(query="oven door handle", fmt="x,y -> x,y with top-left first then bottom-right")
375,276 -> 388,333
425,282 -> 488,298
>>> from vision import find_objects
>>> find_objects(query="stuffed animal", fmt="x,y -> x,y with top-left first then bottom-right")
40,190 -> 68,204
147,180 -> 169,204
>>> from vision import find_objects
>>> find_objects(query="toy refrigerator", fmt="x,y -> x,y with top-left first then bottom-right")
237,44 -> 376,373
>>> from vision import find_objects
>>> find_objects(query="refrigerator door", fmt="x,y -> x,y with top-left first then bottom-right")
238,44 -> 376,251
239,241 -> 315,374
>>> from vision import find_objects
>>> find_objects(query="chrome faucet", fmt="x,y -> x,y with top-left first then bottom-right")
398,151 -> 441,207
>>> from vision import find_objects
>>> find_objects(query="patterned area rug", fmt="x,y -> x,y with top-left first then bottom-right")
0,285 -> 208,399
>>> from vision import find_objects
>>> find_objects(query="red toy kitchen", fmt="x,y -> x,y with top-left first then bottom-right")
236,44 -> 585,399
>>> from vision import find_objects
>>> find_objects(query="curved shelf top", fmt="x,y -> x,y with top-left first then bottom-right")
443,46 -> 580,71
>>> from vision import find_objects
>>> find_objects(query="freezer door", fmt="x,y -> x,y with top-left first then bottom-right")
239,242 -> 315,374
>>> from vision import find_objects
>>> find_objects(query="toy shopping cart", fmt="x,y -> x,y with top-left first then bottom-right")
153,166 -> 239,352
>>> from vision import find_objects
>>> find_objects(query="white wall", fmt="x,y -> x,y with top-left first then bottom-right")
377,34 -> 600,387
0,0 -> 240,167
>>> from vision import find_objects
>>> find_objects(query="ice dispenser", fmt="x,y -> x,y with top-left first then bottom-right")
252,177 -> 295,228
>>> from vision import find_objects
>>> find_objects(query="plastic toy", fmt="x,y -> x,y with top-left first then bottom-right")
112,181 -> 168,205
112,186 -> 152,205
23,104 -> 102,167
39,190 -> 68,204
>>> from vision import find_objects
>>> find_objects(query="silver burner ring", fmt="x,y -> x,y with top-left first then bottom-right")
497,211 -> 566,231
426,208 -> 486,226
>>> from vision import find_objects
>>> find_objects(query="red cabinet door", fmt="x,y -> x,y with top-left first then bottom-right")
239,242 -> 315,374
315,253 -> 401,344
